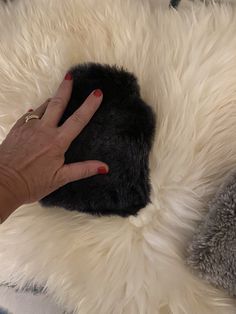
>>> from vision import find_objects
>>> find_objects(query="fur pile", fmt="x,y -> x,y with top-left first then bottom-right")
1,0 -> 236,313
188,170 -> 236,296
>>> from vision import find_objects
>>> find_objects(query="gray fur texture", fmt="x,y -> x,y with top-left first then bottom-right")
187,171 -> 236,296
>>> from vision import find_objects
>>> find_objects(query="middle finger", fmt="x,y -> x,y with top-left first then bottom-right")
58,89 -> 103,149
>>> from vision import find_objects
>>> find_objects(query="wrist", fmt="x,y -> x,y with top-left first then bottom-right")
0,166 -> 25,223
0,184 -> 21,223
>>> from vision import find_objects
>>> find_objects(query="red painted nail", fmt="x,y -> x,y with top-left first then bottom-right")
97,166 -> 108,174
28,109 -> 33,112
93,89 -> 103,97
64,72 -> 73,80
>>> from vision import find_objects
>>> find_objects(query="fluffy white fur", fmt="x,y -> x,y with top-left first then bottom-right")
1,0 -> 236,313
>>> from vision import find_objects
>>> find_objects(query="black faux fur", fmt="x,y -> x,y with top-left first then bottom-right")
40,63 -> 155,217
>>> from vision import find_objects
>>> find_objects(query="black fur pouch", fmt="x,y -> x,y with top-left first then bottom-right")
41,63 -> 155,217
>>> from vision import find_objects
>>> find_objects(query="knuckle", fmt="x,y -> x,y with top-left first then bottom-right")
71,112 -> 87,125
49,97 -> 64,108
81,167 -> 92,179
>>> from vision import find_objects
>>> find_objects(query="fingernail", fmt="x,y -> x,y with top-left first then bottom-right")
93,89 -> 103,97
28,109 -> 33,112
64,72 -> 73,80
97,166 -> 108,174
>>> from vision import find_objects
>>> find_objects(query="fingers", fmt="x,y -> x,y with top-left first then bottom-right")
58,89 -> 103,149
57,160 -> 109,185
12,71 -> 72,130
41,72 -> 73,127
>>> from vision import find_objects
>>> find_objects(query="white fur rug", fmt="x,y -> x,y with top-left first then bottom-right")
1,0 -> 236,313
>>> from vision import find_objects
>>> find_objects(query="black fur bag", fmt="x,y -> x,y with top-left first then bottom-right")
41,63 -> 155,217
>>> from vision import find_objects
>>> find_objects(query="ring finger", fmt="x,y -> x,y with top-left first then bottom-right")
12,99 -> 51,130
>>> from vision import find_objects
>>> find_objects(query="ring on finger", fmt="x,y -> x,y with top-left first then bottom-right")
25,114 -> 41,123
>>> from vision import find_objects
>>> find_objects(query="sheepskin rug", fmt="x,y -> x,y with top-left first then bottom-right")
1,0 -> 236,313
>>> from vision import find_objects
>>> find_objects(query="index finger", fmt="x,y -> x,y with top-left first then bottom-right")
41,72 -> 73,126
58,89 -> 103,148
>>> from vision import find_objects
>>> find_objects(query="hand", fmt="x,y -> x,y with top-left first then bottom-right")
0,73 -> 108,218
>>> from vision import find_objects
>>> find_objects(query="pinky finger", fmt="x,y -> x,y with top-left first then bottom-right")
56,160 -> 109,186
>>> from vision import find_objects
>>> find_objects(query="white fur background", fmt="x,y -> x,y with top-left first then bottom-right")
1,0 -> 236,313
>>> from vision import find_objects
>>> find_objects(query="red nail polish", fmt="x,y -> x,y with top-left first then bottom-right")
64,72 -> 73,80
28,109 -> 33,112
93,89 -> 103,97
97,167 -> 108,174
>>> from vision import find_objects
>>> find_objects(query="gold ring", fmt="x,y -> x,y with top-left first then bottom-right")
25,114 -> 40,123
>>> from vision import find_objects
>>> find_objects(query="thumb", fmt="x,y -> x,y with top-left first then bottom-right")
58,160 -> 109,185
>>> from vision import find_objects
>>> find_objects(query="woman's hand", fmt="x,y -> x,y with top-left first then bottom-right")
0,73 -> 108,221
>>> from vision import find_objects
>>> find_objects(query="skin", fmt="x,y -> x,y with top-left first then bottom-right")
0,74 -> 109,223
